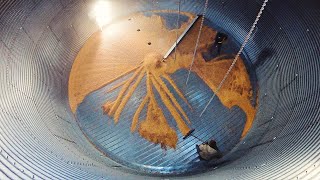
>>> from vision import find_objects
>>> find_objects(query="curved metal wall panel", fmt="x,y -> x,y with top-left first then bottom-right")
0,0 -> 319,179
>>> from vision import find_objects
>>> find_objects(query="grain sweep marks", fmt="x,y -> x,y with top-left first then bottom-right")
101,18 -> 257,148
163,19 -> 257,138
70,12 -> 257,149
102,53 -> 192,149
68,12 -> 196,113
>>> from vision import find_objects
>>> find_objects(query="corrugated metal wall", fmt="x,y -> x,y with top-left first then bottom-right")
0,0 -> 319,179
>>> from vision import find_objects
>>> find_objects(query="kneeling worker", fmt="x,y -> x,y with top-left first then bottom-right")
197,140 -> 223,161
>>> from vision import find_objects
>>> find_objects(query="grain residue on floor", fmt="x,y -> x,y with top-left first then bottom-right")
164,18 -> 257,138
101,53 -> 192,149
69,11 -> 257,149
69,12 -> 196,113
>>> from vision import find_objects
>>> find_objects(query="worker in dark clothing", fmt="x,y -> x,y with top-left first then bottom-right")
212,32 -> 228,56
196,140 -> 222,161
202,32 -> 228,61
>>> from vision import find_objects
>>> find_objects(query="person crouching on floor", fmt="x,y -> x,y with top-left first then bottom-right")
196,140 -> 223,161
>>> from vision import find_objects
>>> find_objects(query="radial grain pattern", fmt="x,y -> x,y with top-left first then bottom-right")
69,12 -> 196,113
69,11 -> 257,149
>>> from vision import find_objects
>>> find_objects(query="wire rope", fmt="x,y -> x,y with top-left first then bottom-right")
200,0 -> 269,117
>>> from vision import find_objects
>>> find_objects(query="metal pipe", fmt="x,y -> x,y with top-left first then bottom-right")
163,15 -> 200,60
